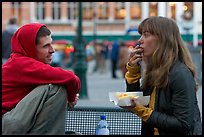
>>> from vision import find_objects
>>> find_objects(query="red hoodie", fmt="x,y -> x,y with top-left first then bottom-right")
2,23 -> 81,115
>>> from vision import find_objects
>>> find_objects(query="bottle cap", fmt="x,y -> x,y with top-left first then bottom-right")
100,115 -> 106,120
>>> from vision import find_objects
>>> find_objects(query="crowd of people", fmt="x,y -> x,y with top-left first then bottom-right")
48,36 -> 132,79
85,39 -> 134,79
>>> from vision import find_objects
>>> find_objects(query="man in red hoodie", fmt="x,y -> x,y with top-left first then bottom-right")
2,23 -> 81,134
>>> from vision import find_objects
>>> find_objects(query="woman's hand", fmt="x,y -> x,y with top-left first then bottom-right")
128,45 -> 143,67
119,97 -> 139,112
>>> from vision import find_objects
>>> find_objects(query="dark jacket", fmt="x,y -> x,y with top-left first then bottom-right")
110,41 -> 119,61
2,25 -> 18,59
126,60 -> 202,135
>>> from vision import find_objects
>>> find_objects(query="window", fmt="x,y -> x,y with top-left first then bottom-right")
169,2 -> 176,20
67,2 -> 78,20
115,2 -> 125,20
11,2 -> 22,19
83,2 -> 93,20
183,2 -> 193,21
149,2 -> 158,16
36,2 -> 45,20
52,2 -> 61,20
97,2 -> 109,20
130,2 -> 142,19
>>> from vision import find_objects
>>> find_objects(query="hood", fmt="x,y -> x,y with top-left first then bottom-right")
11,23 -> 46,59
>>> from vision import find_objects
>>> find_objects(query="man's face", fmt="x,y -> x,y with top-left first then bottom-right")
36,35 -> 54,64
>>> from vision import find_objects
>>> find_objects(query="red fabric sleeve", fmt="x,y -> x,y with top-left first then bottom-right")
3,56 -> 81,102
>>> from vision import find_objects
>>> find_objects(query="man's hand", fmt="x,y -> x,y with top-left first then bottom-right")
67,93 -> 79,109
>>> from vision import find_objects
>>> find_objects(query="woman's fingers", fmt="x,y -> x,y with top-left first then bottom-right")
130,48 -> 143,57
132,46 -> 143,54
129,46 -> 143,67
129,55 -> 142,66
131,97 -> 138,106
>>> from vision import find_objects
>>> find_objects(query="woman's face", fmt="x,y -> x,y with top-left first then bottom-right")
138,31 -> 158,62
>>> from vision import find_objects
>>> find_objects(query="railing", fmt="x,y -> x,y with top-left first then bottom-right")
65,106 -> 142,135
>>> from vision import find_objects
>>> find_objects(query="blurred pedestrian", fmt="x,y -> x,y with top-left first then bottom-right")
2,17 -> 19,64
110,40 -> 119,79
2,23 -> 81,135
92,40 -> 102,72
120,16 -> 202,135
99,42 -> 107,73
86,42 -> 96,74
118,42 -> 129,78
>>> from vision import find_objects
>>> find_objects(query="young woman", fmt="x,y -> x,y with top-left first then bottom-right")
121,16 -> 202,135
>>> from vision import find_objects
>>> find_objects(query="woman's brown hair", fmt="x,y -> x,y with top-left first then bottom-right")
138,16 -> 198,91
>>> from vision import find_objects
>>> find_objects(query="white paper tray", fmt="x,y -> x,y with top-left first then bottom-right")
109,92 -> 150,106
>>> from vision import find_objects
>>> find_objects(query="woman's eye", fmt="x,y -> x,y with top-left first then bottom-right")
143,33 -> 150,37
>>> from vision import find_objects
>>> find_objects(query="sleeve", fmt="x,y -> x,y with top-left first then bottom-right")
125,63 -> 141,91
11,59 -> 81,102
132,105 -> 153,122
130,86 -> 156,122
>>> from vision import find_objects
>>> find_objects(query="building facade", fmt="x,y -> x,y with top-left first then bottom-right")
2,2 -> 202,46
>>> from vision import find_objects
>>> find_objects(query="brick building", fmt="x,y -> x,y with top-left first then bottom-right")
2,2 -> 202,45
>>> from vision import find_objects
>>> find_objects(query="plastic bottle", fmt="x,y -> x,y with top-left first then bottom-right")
95,114 -> 110,135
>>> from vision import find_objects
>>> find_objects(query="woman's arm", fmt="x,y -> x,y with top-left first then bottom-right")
125,63 -> 141,91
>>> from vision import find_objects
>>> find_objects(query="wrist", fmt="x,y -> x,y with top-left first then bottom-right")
126,62 -> 141,74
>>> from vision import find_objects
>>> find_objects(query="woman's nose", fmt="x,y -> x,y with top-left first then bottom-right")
138,39 -> 143,45
138,36 -> 144,44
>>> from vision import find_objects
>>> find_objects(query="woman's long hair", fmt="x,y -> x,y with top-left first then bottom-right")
138,16 -> 198,91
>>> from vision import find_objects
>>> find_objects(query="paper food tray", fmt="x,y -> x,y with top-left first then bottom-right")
109,92 -> 150,106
